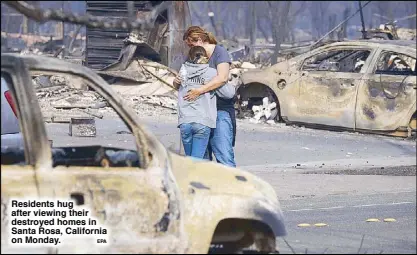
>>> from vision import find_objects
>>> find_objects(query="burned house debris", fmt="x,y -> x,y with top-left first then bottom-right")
81,1 -> 192,105
85,1 -> 191,72
2,1 -> 193,119
85,1 -> 166,70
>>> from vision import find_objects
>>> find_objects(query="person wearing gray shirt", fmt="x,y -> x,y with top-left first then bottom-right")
177,46 -> 217,159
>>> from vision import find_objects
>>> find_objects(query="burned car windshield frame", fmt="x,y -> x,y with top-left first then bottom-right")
1,54 -> 153,169
298,46 -> 376,73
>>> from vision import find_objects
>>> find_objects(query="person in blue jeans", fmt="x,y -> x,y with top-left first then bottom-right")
174,26 -> 237,167
177,46 -> 217,159
179,123 -> 211,159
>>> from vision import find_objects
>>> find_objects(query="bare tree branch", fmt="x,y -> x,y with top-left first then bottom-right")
3,1 -> 171,31
214,1 -> 225,39
250,1 -> 257,46
291,1 -> 306,17
287,1 -> 307,43
311,1 -> 372,48
216,1 -> 230,40
268,1 -> 292,65
311,1 -> 329,38
257,17 -> 270,41
189,2 -> 205,26
208,1 -> 219,37
256,2 -> 272,41
267,1 -> 278,43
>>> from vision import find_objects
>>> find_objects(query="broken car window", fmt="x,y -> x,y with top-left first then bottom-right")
35,74 -> 140,168
302,50 -> 371,73
375,51 -> 416,76
1,73 -> 26,165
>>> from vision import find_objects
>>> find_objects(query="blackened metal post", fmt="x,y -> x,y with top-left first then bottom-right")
61,1 -> 66,57
358,1 -> 367,39
311,1 -> 371,48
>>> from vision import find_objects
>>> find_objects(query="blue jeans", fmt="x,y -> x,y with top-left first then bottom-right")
180,123 -> 211,159
204,110 -> 236,167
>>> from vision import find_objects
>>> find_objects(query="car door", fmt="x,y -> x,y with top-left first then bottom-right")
1,54 -> 184,253
355,48 -> 417,132
1,58 -> 52,254
293,47 -> 376,129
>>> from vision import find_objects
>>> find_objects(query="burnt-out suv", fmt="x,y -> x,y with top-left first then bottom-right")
1,53 -> 286,254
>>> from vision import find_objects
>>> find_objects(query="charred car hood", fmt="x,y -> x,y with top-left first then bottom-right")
241,60 -> 297,86
168,152 -> 279,204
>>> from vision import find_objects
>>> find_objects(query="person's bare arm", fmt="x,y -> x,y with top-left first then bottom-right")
173,65 -> 185,90
184,63 -> 230,101
173,75 -> 181,90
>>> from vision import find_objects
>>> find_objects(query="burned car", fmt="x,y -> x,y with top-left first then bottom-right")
0,53 -> 286,254
239,40 -> 416,138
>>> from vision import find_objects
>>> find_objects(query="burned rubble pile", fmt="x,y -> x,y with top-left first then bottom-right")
249,97 -> 278,124
35,74 -> 178,123
31,51 -> 260,123
36,85 -> 179,122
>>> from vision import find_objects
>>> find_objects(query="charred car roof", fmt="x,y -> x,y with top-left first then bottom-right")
322,39 -> 417,50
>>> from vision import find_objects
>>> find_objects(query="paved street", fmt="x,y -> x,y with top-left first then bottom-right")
47,116 -> 416,165
277,191 -> 416,254
46,116 -> 417,254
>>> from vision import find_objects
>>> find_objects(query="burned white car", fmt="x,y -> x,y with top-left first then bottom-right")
239,40 -> 416,138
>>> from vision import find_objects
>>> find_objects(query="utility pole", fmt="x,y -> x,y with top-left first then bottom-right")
61,1 -> 66,57
61,1 -> 65,39
311,1 -> 371,48
250,2 -> 257,45
207,1 -> 219,38
249,2 -> 257,61
208,11 -> 218,38
358,1 -> 367,39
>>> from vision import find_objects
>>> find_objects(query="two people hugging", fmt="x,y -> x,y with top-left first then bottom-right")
174,26 -> 236,168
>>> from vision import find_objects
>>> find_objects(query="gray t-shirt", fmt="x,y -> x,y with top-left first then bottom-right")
178,62 -> 217,128
209,45 -> 235,99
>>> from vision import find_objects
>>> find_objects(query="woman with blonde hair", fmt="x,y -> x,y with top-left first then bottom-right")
174,26 -> 236,167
